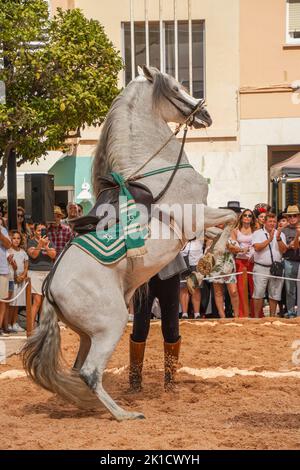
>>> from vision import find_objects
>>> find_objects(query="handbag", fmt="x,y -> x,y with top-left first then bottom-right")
158,253 -> 188,280
265,232 -> 284,277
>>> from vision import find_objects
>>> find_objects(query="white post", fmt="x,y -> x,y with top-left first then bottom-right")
130,0 -> 135,80
159,0 -> 164,71
174,0 -> 178,80
282,179 -> 287,210
188,0 -> 193,95
145,0 -> 150,66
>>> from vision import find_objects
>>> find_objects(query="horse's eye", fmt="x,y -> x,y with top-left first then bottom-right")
173,86 -> 179,92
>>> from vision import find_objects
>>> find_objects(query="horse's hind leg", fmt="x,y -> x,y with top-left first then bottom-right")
79,308 -> 145,421
73,332 -> 91,372
55,313 -> 91,372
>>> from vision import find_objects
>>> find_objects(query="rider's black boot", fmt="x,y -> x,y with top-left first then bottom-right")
164,336 -> 181,391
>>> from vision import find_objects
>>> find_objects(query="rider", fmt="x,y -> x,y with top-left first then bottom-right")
129,253 -> 185,392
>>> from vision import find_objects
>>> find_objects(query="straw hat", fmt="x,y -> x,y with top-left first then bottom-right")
283,205 -> 300,216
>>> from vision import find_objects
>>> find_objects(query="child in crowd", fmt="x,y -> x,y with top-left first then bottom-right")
7,230 -> 28,333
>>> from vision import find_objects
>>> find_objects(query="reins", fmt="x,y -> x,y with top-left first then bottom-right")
152,125 -> 188,202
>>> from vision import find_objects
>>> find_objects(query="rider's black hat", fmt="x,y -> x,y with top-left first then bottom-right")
219,201 -> 244,213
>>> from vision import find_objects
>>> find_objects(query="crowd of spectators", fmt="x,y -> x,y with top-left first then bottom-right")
179,203 -> 300,320
0,202 -> 81,335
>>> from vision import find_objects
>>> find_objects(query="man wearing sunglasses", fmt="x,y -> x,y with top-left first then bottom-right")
252,212 -> 287,317
282,206 -> 300,318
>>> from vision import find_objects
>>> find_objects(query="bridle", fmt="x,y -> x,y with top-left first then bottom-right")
162,93 -> 206,127
127,96 -> 207,202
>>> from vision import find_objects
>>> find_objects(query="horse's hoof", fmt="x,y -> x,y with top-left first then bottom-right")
186,275 -> 197,295
116,411 -> 145,421
132,412 -> 145,420
197,253 -> 215,276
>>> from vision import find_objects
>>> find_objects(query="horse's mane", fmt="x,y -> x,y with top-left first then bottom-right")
152,72 -> 176,112
92,69 -> 174,197
92,92 -> 126,197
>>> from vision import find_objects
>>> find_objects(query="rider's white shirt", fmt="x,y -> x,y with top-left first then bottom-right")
181,239 -> 203,265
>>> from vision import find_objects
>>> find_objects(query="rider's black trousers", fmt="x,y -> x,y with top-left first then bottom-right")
132,273 -> 180,344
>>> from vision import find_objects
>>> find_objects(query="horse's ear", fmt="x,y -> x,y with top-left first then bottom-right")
137,65 -> 144,77
142,65 -> 154,83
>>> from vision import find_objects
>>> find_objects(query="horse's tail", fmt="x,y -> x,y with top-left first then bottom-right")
22,297 -> 98,409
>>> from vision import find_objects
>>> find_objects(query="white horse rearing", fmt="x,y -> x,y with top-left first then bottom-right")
23,66 -> 236,421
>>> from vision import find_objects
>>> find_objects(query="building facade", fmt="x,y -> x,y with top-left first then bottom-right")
240,0 -> 300,211
8,0 -> 299,212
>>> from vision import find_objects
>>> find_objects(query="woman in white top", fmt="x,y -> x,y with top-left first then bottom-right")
180,239 -> 203,319
231,209 -> 256,317
7,231 -> 28,332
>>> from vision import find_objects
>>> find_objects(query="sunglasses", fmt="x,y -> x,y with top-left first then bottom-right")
17,214 -> 24,218
243,214 -> 252,218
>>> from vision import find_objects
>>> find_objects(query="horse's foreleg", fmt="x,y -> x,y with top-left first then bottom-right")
79,309 -> 145,421
196,207 -> 237,277
204,207 -> 237,255
73,332 -> 91,372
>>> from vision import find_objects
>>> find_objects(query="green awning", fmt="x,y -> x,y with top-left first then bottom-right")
49,155 -> 76,187
49,155 -> 93,197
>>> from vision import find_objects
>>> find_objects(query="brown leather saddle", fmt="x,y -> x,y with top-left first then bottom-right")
70,175 -> 154,235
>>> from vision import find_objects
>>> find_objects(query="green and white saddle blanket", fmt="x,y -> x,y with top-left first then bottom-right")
71,172 -> 148,265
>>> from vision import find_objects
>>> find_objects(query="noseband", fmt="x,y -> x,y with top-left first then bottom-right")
163,93 -> 206,126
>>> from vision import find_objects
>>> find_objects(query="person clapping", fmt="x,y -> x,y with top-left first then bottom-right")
27,224 -> 56,326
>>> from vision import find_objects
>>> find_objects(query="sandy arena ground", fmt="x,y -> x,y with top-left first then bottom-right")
1,318 -> 300,450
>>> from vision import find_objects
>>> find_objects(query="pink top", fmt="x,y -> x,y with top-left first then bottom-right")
236,230 -> 254,260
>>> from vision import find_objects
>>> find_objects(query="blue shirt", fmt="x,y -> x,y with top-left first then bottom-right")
0,227 -> 10,275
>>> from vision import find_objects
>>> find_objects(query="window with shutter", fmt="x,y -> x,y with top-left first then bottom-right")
287,0 -> 300,43
123,20 -> 205,98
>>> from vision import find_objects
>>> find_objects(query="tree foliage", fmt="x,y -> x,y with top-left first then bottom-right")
0,0 -> 123,189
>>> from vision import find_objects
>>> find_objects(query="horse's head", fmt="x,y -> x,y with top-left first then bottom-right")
137,65 -> 212,129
